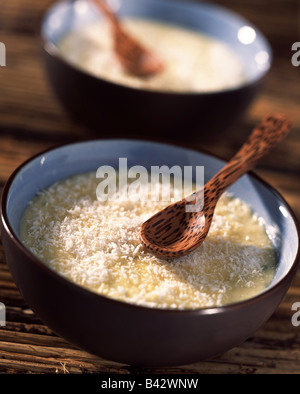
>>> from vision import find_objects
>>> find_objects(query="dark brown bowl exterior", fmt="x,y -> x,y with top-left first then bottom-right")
42,47 -> 262,141
0,210 -> 296,367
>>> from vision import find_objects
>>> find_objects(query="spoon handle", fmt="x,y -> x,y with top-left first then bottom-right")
203,113 -> 292,206
92,0 -> 120,27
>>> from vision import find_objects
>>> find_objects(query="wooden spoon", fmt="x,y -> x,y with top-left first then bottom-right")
92,0 -> 164,77
140,114 -> 292,259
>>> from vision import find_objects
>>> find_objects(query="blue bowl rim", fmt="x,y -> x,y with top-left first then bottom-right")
1,139 -> 299,316
39,0 -> 273,96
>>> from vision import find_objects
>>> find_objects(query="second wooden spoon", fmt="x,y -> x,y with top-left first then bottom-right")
92,0 -> 164,77
140,114 -> 292,259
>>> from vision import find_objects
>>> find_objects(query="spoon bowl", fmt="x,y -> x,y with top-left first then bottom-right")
140,114 -> 292,259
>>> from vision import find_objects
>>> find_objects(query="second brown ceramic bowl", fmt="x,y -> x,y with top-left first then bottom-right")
40,0 -> 272,141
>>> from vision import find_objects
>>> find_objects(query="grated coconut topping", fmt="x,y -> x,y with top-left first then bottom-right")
20,172 -> 276,309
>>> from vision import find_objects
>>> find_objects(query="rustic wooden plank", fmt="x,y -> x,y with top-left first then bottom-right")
0,353 -> 84,374
0,270 -> 14,282
0,289 -> 24,304
0,329 -> 75,349
4,319 -> 53,334
1,337 -> 300,375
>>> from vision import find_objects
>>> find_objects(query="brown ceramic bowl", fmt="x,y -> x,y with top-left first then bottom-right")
40,0 -> 272,141
1,139 -> 299,367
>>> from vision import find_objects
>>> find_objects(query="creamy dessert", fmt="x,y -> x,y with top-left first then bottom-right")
58,18 -> 247,92
20,172 -> 276,309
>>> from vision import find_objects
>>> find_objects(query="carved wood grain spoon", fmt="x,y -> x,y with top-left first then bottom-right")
92,0 -> 164,77
140,114 -> 292,259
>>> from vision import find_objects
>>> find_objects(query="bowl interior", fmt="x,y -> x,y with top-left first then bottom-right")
41,0 -> 272,86
4,139 -> 299,295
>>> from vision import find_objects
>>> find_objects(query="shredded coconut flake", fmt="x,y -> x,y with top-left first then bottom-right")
20,172 -> 276,309
58,18 -> 247,93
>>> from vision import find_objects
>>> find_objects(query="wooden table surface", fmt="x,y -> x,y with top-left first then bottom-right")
0,0 -> 300,374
